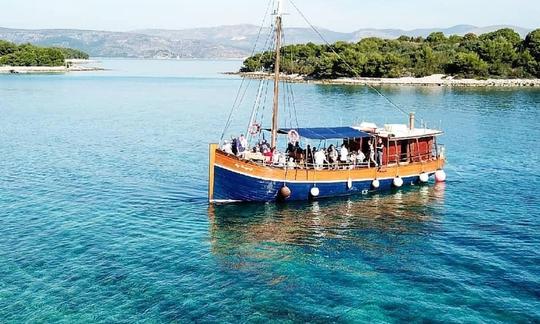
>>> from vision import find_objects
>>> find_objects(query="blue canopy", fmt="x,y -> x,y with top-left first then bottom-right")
276,127 -> 372,140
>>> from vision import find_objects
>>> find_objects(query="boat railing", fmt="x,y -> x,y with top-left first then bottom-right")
246,152 -> 436,171
219,147 -> 441,171
389,151 -> 435,165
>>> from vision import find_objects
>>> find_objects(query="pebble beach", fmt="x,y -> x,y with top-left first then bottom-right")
232,72 -> 540,87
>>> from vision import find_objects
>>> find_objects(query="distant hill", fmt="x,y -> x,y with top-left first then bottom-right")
349,24 -> 532,40
0,24 -> 534,59
134,24 -> 351,54
0,27 -> 247,59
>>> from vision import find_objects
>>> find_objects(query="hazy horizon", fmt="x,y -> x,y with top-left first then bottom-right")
1,0 -> 539,32
0,23 -> 535,34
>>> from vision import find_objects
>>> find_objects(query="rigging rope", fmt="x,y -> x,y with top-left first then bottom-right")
284,29 -> 301,131
288,0 -> 415,119
220,0 -> 275,144
248,24 -> 277,142
280,27 -> 300,131
287,81 -> 300,129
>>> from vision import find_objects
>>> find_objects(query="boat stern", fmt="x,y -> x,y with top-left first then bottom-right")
208,143 -> 218,202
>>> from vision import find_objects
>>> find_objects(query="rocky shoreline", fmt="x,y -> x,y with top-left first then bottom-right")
227,72 -> 540,87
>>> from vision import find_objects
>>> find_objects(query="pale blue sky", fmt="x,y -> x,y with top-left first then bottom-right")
1,0 -> 539,31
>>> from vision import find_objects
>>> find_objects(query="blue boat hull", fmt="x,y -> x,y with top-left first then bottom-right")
213,165 -> 430,202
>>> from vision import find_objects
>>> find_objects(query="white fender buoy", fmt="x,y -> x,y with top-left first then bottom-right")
419,173 -> 430,183
347,178 -> 353,190
435,170 -> 447,183
372,179 -> 380,189
310,187 -> 320,198
279,186 -> 291,199
393,177 -> 404,188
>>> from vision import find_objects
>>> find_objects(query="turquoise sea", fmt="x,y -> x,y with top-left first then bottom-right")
1,59 -> 539,322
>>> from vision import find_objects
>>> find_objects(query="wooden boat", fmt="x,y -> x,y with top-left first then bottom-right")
208,0 -> 446,203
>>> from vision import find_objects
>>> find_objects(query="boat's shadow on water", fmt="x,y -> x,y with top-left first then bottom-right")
207,183 -> 446,255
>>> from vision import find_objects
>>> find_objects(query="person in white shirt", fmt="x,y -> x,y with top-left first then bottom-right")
238,134 -> 248,155
272,149 -> 280,165
221,141 -> 233,154
356,150 -> 366,164
277,153 -> 287,167
314,148 -> 327,170
287,157 -> 297,169
339,144 -> 349,168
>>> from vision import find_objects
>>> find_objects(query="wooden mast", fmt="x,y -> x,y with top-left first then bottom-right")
271,0 -> 284,149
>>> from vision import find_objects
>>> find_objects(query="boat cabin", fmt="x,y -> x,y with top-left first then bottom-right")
357,123 -> 443,166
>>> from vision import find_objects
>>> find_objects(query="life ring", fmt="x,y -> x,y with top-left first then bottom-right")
249,123 -> 261,135
288,130 -> 300,143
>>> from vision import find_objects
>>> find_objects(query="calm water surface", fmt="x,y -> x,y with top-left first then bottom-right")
0,59 -> 539,322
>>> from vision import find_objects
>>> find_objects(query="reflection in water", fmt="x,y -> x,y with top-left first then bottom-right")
208,184 -> 446,259
314,84 -> 450,97
314,84 -> 369,96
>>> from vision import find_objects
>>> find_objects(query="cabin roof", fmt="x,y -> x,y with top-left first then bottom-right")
376,130 -> 444,139
353,123 -> 443,139
276,127 -> 372,140
365,127 -> 443,139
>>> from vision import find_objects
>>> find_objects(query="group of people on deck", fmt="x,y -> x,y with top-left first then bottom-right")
222,135 -> 385,170
303,138 -> 384,170
222,135 -> 276,160
221,134 -> 250,156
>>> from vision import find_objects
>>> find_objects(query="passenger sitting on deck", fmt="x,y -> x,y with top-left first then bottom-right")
356,150 -> 366,165
349,151 -> 357,169
287,157 -> 297,169
314,148 -> 327,170
221,140 -> 233,154
261,140 -> 270,153
272,148 -> 280,164
277,153 -> 287,166
350,150 -> 357,162
263,147 -> 273,163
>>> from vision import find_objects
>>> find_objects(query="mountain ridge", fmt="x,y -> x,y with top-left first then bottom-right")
0,24 -> 534,59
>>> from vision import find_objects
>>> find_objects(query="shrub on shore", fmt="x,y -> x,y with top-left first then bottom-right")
241,28 -> 540,79
0,40 -> 89,67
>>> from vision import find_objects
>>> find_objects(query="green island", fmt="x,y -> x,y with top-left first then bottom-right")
241,28 -> 540,79
0,40 -> 89,67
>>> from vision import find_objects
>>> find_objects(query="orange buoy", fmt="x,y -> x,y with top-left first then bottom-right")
279,185 -> 291,199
